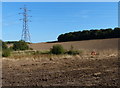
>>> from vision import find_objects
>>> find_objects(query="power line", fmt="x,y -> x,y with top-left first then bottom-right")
19,5 -> 32,42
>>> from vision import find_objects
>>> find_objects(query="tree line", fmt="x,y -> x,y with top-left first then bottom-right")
57,27 -> 120,42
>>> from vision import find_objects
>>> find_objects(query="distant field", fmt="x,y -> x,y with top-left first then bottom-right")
29,38 -> 119,51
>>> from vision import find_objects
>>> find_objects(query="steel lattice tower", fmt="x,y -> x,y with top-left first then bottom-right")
19,5 -> 32,42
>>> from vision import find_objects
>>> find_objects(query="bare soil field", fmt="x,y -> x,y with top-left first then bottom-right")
2,38 -> 119,87
29,38 -> 119,51
2,51 -> 119,87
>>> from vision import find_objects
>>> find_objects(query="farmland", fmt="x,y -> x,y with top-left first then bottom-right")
2,38 -> 119,87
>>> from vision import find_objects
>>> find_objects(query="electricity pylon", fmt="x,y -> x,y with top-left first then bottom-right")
19,5 -> 32,42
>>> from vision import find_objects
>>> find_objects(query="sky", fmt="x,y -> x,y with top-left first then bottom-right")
2,2 -> 118,43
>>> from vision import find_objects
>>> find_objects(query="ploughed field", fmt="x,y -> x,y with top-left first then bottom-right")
2,52 -> 119,86
2,38 -> 119,86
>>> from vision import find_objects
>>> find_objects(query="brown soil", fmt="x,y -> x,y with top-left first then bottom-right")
2,54 -> 119,87
2,38 -> 119,87
29,38 -> 119,51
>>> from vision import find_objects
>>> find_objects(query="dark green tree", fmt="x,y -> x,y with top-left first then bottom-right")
13,40 -> 29,51
58,27 -> 120,42
2,41 -> 8,49
1,41 -> 11,57
50,44 -> 65,54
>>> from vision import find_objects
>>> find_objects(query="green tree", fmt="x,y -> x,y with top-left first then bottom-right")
1,41 -> 11,57
2,41 -> 8,49
50,44 -> 65,54
13,40 -> 29,51
58,27 -> 120,42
